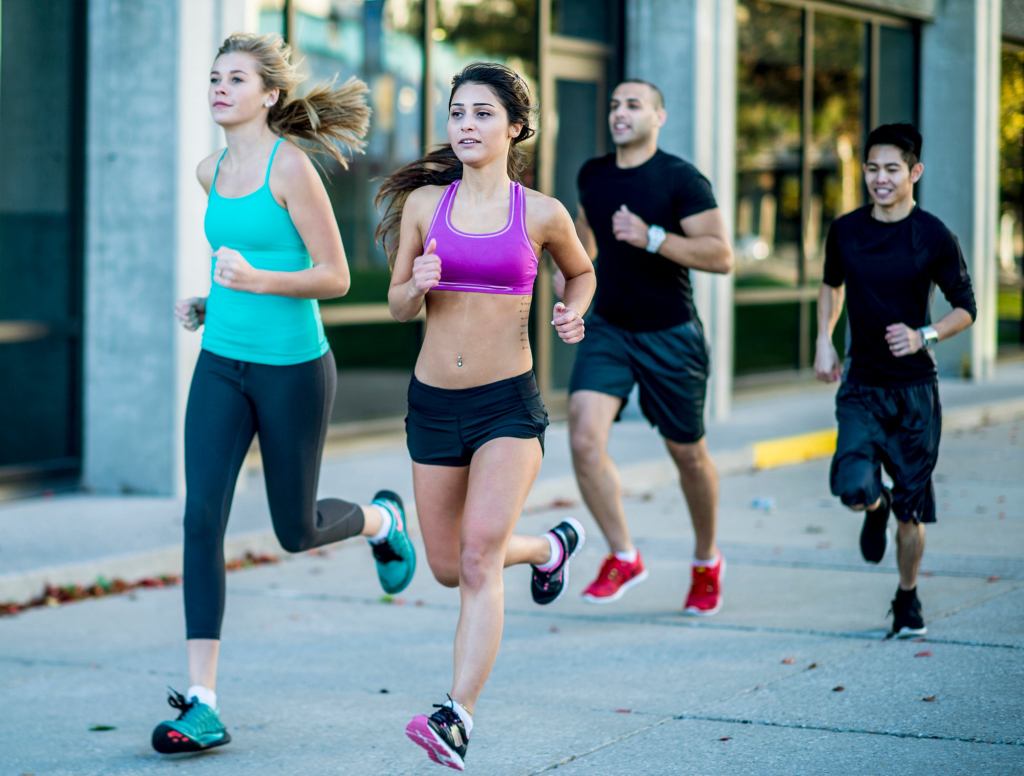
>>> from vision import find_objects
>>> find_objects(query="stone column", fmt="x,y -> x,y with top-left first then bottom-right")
918,0 -> 1001,380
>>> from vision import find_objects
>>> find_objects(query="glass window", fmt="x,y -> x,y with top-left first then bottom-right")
998,45 -> 1024,354
0,0 -> 83,474
878,25 -> 918,126
808,12 -> 867,282
735,0 -> 803,292
430,0 -> 539,185
734,0 -> 803,375
551,0 -> 618,44
288,0 -> 426,423
258,0 -> 287,35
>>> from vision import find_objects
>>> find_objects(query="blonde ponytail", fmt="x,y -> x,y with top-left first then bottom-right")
216,33 -> 370,167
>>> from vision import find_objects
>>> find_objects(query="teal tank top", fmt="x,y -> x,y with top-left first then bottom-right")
201,138 -> 329,365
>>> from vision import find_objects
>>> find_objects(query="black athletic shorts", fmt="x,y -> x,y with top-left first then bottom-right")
830,379 -> 941,524
406,370 -> 549,466
568,313 -> 710,444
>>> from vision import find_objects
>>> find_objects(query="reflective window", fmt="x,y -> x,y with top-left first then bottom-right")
808,13 -> 866,282
878,25 -> 918,125
430,0 -> 538,185
735,0 -> 803,290
735,0 -> 804,374
551,0 -> 618,44
998,45 -> 1024,354
0,0 -> 83,476
289,0 -> 426,423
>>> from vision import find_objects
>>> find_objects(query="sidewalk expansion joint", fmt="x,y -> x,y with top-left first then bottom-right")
232,587 -> 1024,652
668,713 -> 1024,748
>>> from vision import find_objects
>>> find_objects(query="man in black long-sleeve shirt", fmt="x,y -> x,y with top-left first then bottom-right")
815,123 -> 976,639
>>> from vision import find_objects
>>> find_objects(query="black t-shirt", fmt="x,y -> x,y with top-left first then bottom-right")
578,150 -> 718,331
823,205 -> 977,387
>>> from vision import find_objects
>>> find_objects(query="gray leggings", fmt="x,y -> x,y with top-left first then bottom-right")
183,349 -> 364,639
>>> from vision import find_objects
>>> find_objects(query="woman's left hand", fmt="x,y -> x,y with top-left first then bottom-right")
213,247 -> 264,293
552,302 -> 584,344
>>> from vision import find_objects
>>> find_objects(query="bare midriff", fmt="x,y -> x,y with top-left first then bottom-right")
414,291 -> 534,388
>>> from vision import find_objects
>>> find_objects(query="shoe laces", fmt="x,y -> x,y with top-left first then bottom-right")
430,696 -> 467,739
166,688 -> 196,720
598,555 -> 625,580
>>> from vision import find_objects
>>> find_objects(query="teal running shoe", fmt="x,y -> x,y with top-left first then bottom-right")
152,689 -> 231,754
370,490 -> 416,594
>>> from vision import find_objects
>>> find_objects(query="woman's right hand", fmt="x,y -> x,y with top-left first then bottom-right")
411,238 -> 442,294
175,296 -> 207,332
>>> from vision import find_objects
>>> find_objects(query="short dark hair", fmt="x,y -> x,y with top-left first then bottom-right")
865,123 -> 922,167
615,79 -> 665,109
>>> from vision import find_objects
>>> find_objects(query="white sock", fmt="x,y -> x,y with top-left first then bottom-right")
693,555 -> 719,568
450,699 -> 474,737
187,684 -> 217,709
367,504 -> 394,544
614,549 -> 638,563
535,533 -> 564,571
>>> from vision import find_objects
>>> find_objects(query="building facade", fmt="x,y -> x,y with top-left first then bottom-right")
1,0 -> 1021,496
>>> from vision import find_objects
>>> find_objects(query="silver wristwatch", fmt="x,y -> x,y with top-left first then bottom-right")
918,325 -> 939,348
645,224 -> 667,254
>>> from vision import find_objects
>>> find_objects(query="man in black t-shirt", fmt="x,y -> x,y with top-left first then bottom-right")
556,79 -> 734,614
815,123 -> 976,638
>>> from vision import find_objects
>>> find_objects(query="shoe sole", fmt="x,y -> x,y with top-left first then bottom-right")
581,568 -> 650,604
405,715 -> 465,771
152,724 -> 231,754
683,556 -> 726,617
892,625 -> 928,639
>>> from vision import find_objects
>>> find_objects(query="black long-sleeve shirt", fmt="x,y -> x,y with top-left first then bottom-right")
823,205 -> 977,387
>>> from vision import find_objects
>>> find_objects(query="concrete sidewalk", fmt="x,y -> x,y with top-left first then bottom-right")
2,364 -> 1024,604
0,401 -> 1021,774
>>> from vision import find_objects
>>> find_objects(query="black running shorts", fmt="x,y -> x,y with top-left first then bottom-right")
830,379 -> 941,524
406,370 -> 549,467
568,313 -> 710,444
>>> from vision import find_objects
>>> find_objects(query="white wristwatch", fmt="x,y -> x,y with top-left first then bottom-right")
918,325 -> 939,348
646,224 -> 667,254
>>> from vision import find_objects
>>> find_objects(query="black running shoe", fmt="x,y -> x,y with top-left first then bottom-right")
405,698 -> 469,771
859,487 -> 891,564
888,587 -> 927,639
531,517 -> 585,605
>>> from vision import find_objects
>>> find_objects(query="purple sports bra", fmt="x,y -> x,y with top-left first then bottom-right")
423,180 -> 538,295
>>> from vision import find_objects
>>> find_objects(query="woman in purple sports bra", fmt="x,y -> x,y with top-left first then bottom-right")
377,62 -> 595,770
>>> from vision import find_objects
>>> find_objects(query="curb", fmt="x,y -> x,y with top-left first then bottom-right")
2,396 -> 1022,605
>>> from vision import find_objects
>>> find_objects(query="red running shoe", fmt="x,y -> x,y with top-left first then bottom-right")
683,555 -> 724,616
581,553 -> 649,603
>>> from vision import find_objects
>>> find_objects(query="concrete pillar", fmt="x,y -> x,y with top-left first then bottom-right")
918,0 -> 1001,381
626,0 -> 736,418
84,1 -> 180,494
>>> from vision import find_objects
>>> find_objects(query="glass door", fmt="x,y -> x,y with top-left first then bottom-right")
537,45 -> 613,405
0,0 -> 85,489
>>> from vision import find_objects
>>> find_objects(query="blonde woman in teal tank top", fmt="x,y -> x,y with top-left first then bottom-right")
152,33 -> 417,755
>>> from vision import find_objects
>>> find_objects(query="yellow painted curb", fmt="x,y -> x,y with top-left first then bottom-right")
753,428 -> 838,470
